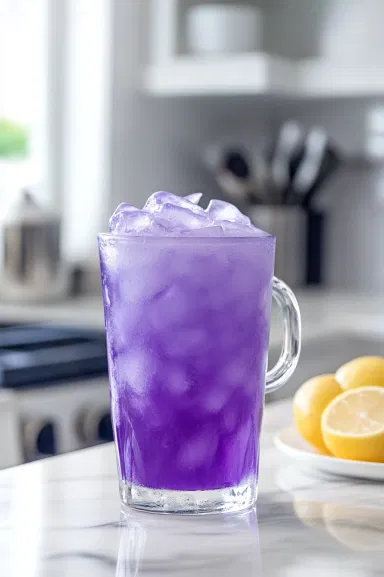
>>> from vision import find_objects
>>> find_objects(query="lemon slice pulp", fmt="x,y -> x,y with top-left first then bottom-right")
321,386 -> 384,462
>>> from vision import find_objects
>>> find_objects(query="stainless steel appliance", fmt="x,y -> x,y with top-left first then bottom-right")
0,190 -> 68,302
0,323 -> 111,464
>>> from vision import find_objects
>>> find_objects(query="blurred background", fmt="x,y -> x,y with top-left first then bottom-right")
0,0 -> 383,466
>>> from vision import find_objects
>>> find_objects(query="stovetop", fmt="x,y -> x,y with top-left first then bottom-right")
0,323 -> 108,389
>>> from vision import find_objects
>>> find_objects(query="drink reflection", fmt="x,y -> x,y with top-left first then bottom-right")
294,497 -> 384,552
116,507 -> 262,577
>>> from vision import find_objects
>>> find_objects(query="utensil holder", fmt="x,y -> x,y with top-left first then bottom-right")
248,206 -> 326,287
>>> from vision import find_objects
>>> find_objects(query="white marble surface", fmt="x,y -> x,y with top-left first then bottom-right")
1,400 -> 384,576
1,289 -> 383,348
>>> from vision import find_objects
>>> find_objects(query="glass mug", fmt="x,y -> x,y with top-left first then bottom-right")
98,233 -> 300,514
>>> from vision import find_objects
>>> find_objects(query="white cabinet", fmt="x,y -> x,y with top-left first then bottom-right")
144,0 -> 384,99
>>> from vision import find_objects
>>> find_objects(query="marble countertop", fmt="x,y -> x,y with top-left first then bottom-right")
1,399 -> 383,576
1,289 -> 383,348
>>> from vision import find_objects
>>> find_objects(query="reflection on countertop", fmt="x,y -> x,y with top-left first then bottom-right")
0,400 -> 384,576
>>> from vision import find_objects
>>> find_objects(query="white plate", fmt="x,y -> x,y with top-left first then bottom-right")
274,426 -> 384,482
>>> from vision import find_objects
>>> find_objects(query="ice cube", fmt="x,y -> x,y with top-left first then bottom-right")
163,328 -> 206,359
202,384 -> 234,413
178,426 -> 218,469
148,284 -> 191,330
109,208 -> 152,234
181,225 -> 224,237
222,404 -> 241,434
166,365 -> 191,396
144,191 -> 173,213
111,202 -> 137,216
117,348 -> 155,395
220,220 -> 263,237
206,199 -> 251,226
184,192 -> 203,205
145,191 -> 207,217
107,193 -> 268,237
156,203 -> 210,230
109,203 -> 140,231
218,356 -> 252,391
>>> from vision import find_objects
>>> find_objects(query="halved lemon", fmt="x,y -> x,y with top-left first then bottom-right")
336,356 -> 384,391
321,386 -> 384,462
293,374 -> 341,452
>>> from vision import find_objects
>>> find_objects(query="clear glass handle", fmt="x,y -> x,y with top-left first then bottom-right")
266,277 -> 301,394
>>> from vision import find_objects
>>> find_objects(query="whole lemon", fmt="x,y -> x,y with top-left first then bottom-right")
293,374 -> 341,452
336,356 -> 384,390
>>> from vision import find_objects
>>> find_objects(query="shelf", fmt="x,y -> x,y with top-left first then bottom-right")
299,61 -> 384,98
144,54 -> 384,98
144,53 -> 298,97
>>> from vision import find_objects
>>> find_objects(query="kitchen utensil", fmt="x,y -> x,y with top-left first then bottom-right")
275,426 -> 384,481
187,4 -> 262,56
218,148 -> 252,202
301,146 -> 340,209
287,142 -> 306,195
306,211 -> 326,285
268,122 -> 304,204
0,189 -> 68,302
205,146 -> 264,204
288,128 -> 340,208
250,153 -> 269,204
288,128 -> 327,204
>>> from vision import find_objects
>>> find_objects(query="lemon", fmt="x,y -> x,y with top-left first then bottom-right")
336,356 -> 384,390
321,386 -> 384,462
293,374 -> 341,452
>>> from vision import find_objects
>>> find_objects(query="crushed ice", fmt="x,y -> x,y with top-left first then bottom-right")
109,191 -> 268,237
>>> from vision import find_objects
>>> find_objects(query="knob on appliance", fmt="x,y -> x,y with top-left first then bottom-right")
76,407 -> 113,444
22,419 -> 57,461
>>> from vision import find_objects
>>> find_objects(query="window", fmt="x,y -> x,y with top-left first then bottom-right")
1,0 -> 111,261
0,0 -> 48,208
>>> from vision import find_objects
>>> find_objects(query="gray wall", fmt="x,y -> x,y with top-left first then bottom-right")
272,99 -> 384,293
109,0 -> 270,214
109,1 -> 384,292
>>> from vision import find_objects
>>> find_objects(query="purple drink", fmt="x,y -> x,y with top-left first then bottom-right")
99,193 -> 301,513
